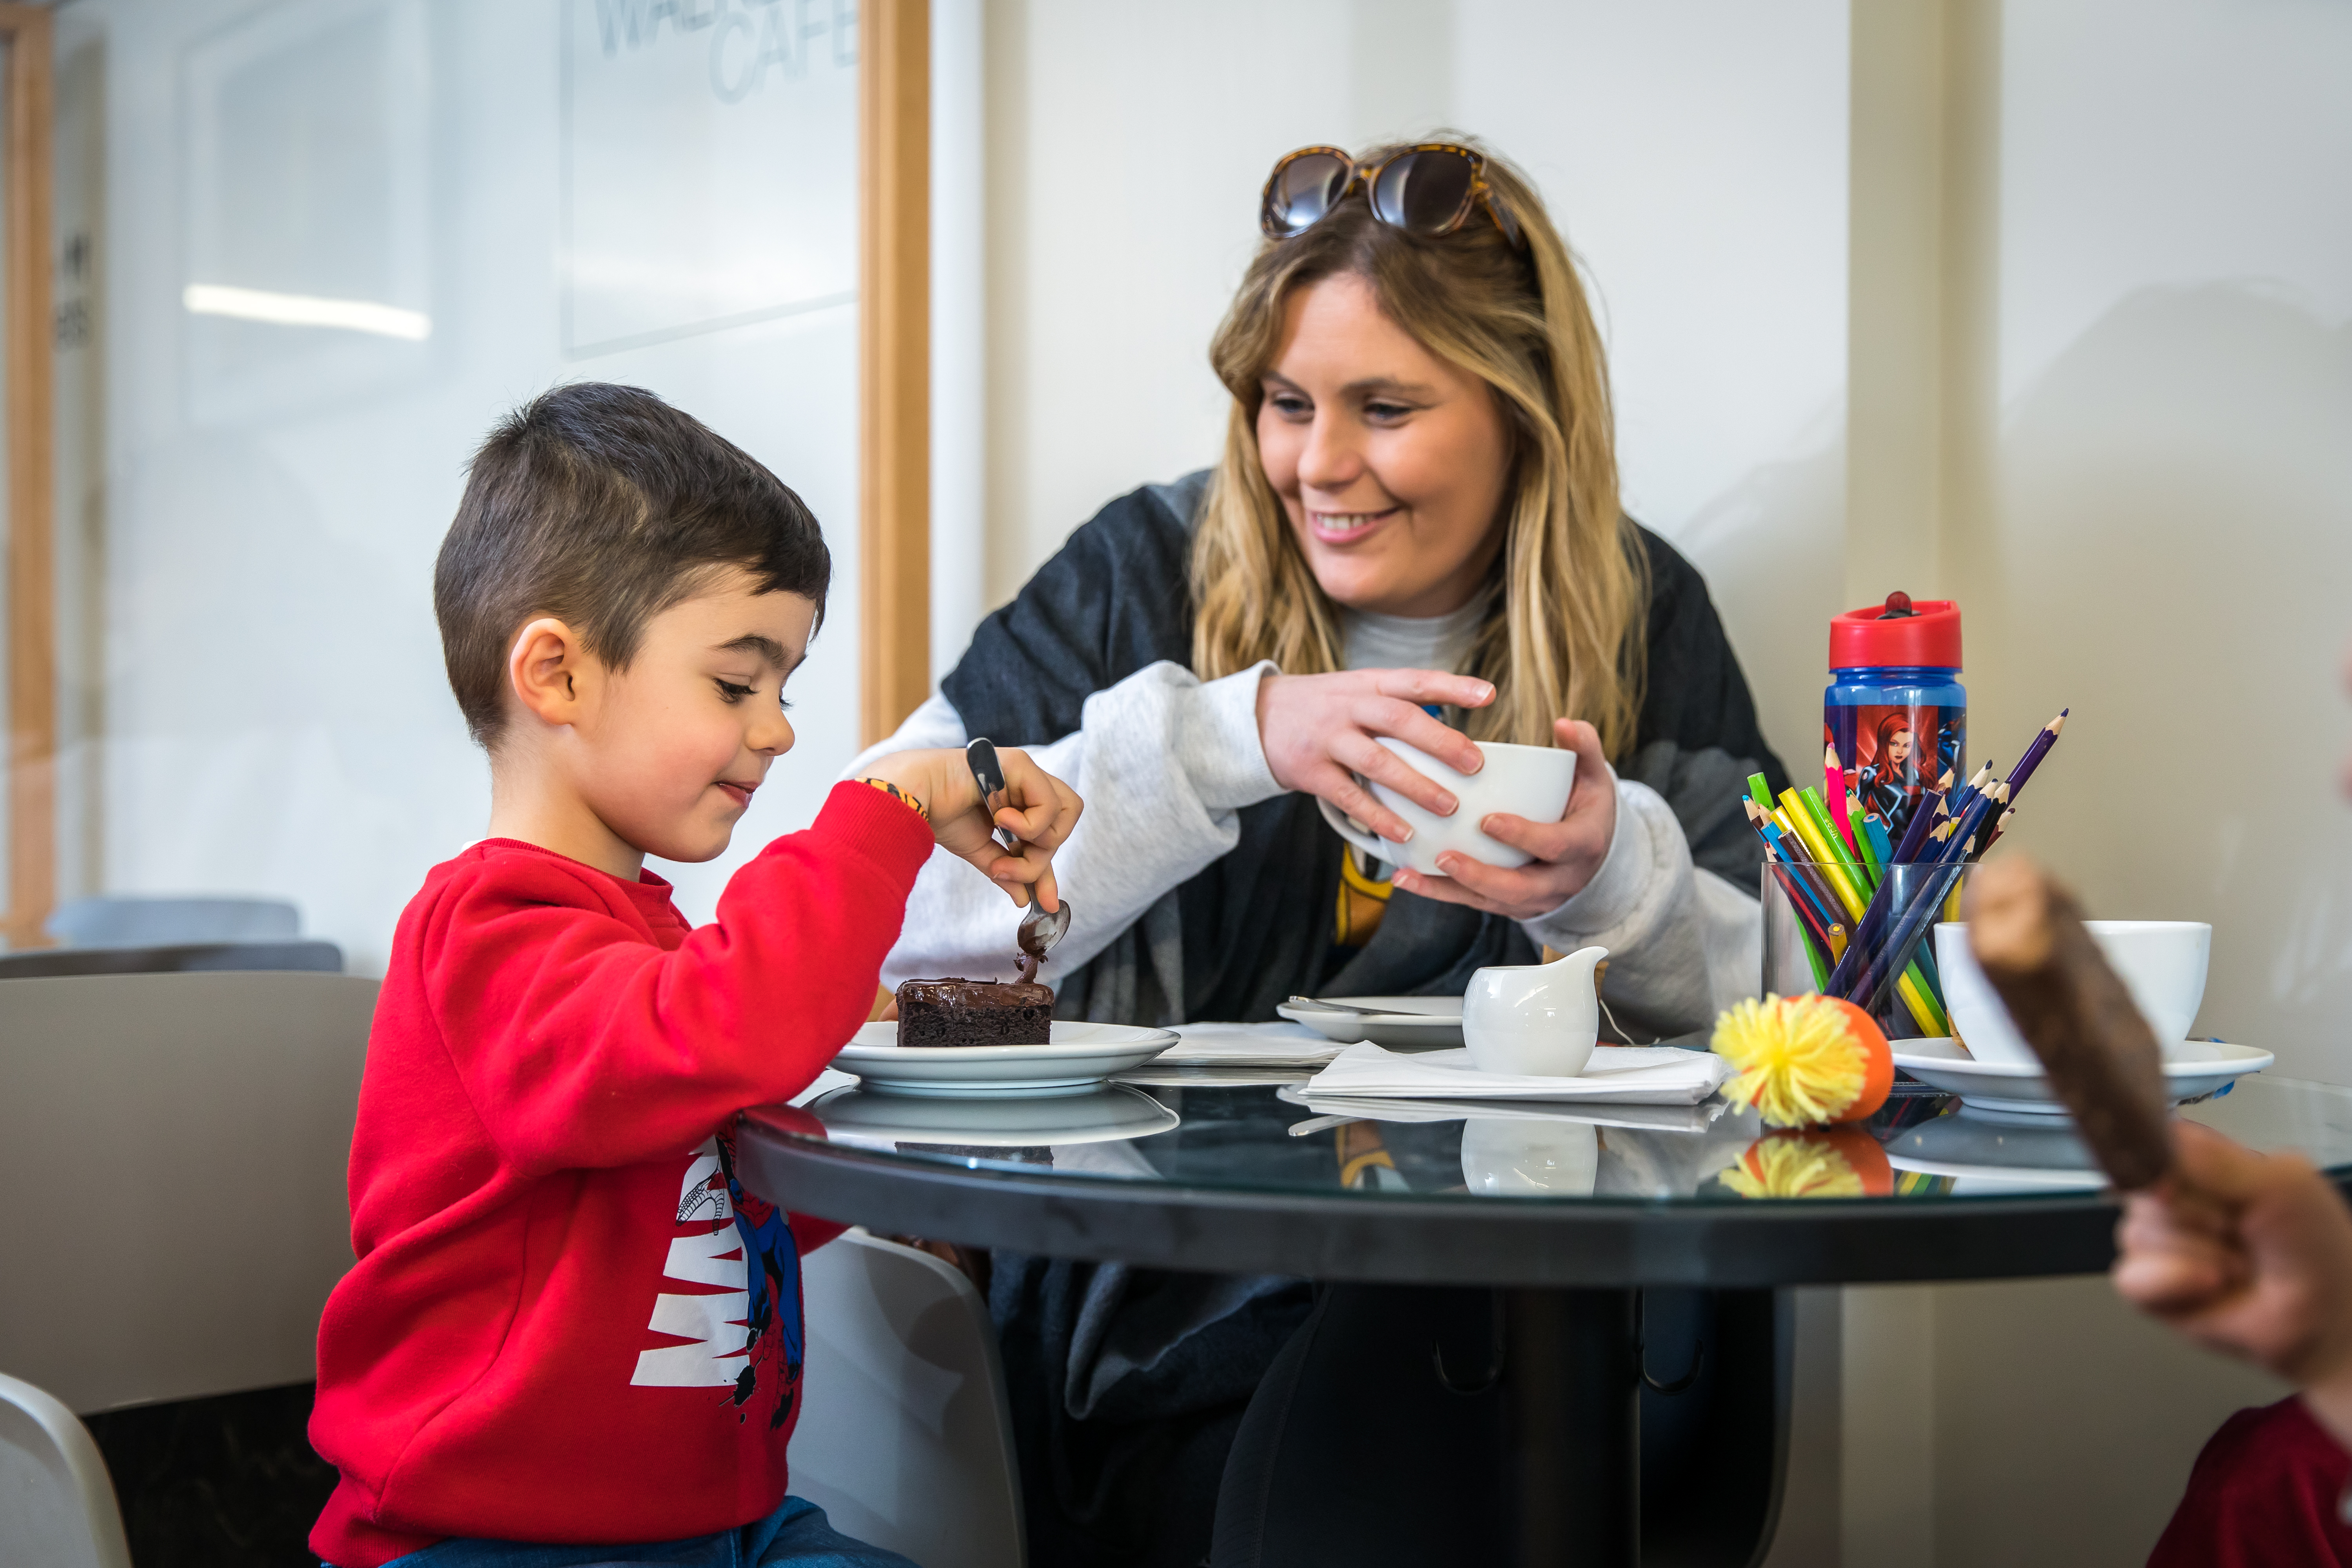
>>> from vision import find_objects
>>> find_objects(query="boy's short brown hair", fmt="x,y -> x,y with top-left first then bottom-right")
435,383 -> 831,749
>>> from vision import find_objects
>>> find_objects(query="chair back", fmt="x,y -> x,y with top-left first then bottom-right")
0,971 -> 377,1413
0,1371 -> 133,1568
791,1230 -> 1025,1568
44,895 -> 301,948
0,940 -> 343,981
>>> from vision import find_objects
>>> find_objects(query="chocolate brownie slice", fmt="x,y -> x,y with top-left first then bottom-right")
895,978 -> 1055,1047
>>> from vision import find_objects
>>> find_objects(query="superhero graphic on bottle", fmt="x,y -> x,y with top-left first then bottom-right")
1828,705 -> 1965,842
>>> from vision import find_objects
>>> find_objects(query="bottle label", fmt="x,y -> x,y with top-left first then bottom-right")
1824,702 -> 1967,843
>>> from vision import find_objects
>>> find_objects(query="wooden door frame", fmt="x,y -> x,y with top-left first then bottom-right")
0,2 -> 53,949
858,0 -> 930,748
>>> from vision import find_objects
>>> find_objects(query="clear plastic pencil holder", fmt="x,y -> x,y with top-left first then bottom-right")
1760,858 -> 1971,1041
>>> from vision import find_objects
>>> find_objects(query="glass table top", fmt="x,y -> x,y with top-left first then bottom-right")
767,1063 -> 2352,1207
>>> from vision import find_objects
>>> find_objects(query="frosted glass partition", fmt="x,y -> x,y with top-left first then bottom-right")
47,0 -> 862,972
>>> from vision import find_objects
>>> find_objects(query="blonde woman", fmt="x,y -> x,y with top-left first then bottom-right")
858,140 -> 1782,1039
852,139 -> 1788,1566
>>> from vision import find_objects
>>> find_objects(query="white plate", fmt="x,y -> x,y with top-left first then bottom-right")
834,1020 -> 1178,1098
1883,1113 -> 2107,1191
1889,1037 -> 2273,1119
807,1082 -> 1180,1144
1276,996 -> 1465,1050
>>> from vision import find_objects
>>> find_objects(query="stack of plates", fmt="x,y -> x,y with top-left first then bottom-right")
832,1020 -> 1178,1098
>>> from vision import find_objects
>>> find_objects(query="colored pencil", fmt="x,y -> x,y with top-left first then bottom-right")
1746,799 -> 1837,988
1749,802 -> 1844,932
1748,771 -> 1775,809
1981,806 -> 2017,855
2000,710 -> 2069,804
1840,782 -> 2008,1012
1850,798 -> 1883,888
1890,787 -> 1947,864
1864,816 -> 1896,870
1826,744 -> 1858,857
1779,789 -> 1870,919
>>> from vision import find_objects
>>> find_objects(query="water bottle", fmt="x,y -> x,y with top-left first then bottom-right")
1824,592 -> 1965,847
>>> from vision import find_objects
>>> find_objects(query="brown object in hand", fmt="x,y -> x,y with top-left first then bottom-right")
894,978 -> 1054,1048
1964,857 -> 2174,1190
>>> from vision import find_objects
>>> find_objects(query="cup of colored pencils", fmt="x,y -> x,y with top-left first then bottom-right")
1745,710 -> 2068,1039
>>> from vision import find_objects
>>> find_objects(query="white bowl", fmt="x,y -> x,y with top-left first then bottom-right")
1936,920 -> 2211,1067
1316,738 -> 1575,878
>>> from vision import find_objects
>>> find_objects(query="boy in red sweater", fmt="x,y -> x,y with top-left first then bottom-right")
309,384 -> 1080,1568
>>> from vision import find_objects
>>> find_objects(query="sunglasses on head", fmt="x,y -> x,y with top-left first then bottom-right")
1259,143 -> 1524,249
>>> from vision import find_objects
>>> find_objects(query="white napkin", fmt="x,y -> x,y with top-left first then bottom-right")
1303,1042 -> 1730,1106
1154,1020 -> 1345,1068
1292,1093 -> 1726,1134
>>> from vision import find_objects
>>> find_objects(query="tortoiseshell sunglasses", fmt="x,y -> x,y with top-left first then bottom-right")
1258,143 -> 1523,249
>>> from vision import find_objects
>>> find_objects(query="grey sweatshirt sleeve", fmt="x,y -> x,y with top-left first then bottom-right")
1518,774 -> 1762,1040
843,659 -> 1286,986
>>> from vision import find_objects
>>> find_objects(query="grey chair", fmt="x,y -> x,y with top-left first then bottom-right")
791,1230 -> 1026,1568
44,895 -> 301,947
0,971 -> 377,1413
8,896 -> 340,980
0,1371 -> 134,1568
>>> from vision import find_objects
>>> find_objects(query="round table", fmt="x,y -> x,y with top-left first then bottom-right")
737,1065 -> 2352,1567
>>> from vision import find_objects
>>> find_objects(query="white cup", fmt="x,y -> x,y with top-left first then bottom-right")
1459,1118 -> 1600,1196
1935,920 -> 2212,1066
1316,738 -> 1576,879
1461,945 -> 1606,1077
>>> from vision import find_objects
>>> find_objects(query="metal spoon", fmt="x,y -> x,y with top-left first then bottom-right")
969,738 -> 1073,980
1285,995 -> 1393,1016
965,737 -> 1021,854
1016,898 -> 1073,984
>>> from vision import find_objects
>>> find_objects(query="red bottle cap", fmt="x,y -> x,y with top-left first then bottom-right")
1829,593 -> 1962,670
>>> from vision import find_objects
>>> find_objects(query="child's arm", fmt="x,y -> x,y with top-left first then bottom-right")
425,754 -> 1079,1175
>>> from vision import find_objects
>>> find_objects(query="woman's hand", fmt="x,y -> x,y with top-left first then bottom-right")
1392,719 -> 1617,922
2113,1120 -> 2352,1446
1256,668 -> 1497,842
862,746 -> 1083,909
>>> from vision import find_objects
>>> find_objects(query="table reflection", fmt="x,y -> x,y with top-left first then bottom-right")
768,1071 -> 2352,1207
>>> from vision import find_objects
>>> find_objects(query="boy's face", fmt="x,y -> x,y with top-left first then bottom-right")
571,572 -> 818,864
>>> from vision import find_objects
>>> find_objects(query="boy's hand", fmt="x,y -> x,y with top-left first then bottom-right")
862,747 -> 1082,909
2113,1120 -> 2352,1446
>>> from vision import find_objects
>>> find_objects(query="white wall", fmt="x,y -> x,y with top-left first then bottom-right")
1967,0 -> 2352,1085
51,0 -> 866,968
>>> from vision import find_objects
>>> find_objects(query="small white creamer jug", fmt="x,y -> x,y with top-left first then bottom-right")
1461,945 -> 1608,1077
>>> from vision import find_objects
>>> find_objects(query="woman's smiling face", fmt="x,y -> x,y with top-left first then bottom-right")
1255,272 -> 1513,619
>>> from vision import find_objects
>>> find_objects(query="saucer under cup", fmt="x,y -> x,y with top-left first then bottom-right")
1318,739 -> 1575,879
1936,920 -> 2212,1067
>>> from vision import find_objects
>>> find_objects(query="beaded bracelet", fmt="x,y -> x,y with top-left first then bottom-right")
858,777 -> 930,822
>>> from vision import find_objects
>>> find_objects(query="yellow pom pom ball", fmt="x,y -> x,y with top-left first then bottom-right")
1711,994 -> 1894,1128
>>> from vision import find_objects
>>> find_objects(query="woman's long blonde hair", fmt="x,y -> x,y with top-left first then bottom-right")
1189,136 -> 1648,757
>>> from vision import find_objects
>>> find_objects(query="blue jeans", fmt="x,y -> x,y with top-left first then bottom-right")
365,1496 -> 919,1568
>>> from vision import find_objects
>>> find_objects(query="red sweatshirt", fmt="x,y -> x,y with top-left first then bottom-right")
309,783 -> 934,1567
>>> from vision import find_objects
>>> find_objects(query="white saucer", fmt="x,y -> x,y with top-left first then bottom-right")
1882,1113 -> 2107,1190
807,1082 -> 1180,1144
1275,996 -> 1465,1050
834,1020 -> 1178,1098
1889,1037 -> 2274,1119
